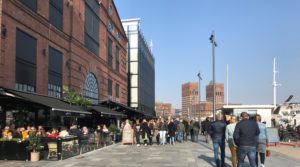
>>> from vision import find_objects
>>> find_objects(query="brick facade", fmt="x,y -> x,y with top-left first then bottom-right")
155,102 -> 173,117
181,82 -> 199,118
0,0 -> 127,105
206,83 -> 224,104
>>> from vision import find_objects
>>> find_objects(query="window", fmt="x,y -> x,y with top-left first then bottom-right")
15,29 -> 37,92
85,0 -> 99,56
129,34 -> 138,48
48,47 -> 62,98
115,83 -> 119,99
49,0 -> 63,30
84,73 -> 99,104
19,0 -> 37,11
108,5 -> 113,15
115,46 -> 119,72
116,32 -> 121,41
108,38 -> 113,67
107,21 -> 113,33
108,79 -> 112,98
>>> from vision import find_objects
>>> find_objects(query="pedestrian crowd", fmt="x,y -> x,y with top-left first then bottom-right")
120,117 -> 201,146
208,112 -> 269,167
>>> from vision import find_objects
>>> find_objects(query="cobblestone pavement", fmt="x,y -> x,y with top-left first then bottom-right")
1,137 -> 300,167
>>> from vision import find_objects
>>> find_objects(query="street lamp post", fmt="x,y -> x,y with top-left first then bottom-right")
197,72 -> 202,133
209,31 -> 217,121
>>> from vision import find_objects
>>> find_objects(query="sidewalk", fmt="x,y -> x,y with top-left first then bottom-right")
198,135 -> 300,167
0,136 -> 300,167
269,145 -> 300,160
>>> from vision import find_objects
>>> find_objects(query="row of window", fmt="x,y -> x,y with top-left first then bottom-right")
107,38 -> 120,71
20,0 -> 63,31
107,79 -> 120,99
19,0 -> 120,73
15,29 -> 63,98
15,28 -> 122,104
207,92 -> 224,97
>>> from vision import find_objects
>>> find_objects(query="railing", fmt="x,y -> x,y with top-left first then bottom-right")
0,139 -> 29,160
279,130 -> 300,142
0,133 -> 121,161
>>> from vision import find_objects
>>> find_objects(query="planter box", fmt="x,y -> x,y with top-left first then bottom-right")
0,140 -> 29,160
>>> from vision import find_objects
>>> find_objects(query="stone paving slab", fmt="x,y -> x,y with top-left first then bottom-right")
1,137 -> 300,167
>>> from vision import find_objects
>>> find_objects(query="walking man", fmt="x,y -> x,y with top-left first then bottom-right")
208,113 -> 227,167
203,117 -> 211,143
234,112 -> 260,167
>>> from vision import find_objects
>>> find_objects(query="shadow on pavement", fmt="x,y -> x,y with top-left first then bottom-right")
198,155 -> 215,166
198,141 -> 233,162
197,155 -> 232,167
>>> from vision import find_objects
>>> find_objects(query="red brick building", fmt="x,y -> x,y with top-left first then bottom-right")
0,0 -> 127,105
191,82 -> 225,120
181,82 -> 198,118
155,102 -> 173,118
206,82 -> 224,104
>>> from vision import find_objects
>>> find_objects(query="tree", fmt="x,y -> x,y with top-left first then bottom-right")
63,87 -> 92,107
27,131 -> 44,152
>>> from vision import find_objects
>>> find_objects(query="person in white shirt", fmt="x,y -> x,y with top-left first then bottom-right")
225,115 -> 237,167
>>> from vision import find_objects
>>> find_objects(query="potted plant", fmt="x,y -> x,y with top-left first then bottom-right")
27,131 -> 44,162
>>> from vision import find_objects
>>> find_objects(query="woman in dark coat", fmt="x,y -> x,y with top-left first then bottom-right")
140,119 -> 150,146
168,119 -> 176,145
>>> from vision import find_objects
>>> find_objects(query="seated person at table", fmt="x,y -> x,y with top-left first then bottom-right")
37,125 -> 47,137
69,125 -> 81,137
59,127 -> 69,138
48,128 -> 59,138
2,126 -> 12,139
12,127 -> 22,138
20,127 -> 28,139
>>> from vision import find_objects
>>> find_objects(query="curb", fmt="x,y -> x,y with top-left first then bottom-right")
269,142 -> 300,147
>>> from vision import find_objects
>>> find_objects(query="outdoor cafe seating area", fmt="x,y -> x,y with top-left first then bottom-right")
0,87 -> 143,161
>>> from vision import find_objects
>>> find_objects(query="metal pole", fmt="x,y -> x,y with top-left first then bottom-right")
197,72 -> 202,133
226,64 -> 229,105
273,58 -> 276,108
210,31 -> 217,121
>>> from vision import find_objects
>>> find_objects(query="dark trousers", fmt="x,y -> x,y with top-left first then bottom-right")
256,152 -> 266,166
149,136 -> 153,145
135,132 -> 140,144
156,134 -> 160,144
184,132 -> 189,141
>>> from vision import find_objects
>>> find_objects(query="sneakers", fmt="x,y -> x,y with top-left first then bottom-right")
144,144 -> 147,146
260,164 -> 265,167
137,144 -> 140,147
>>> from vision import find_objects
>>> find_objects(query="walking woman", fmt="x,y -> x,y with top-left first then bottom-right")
225,115 -> 237,167
167,118 -> 176,145
154,119 -> 160,145
256,114 -> 268,167
159,118 -> 168,145
140,119 -> 150,146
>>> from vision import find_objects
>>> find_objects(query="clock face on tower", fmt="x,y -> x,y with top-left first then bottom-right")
84,73 -> 99,104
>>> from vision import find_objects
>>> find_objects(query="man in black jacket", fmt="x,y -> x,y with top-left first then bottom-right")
208,113 -> 227,167
233,112 -> 259,167
202,117 -> 211,143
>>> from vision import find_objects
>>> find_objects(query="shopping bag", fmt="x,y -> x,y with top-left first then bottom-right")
266,149 -> 271,157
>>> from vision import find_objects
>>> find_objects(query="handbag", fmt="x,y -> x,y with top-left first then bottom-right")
266,149 -> 271,157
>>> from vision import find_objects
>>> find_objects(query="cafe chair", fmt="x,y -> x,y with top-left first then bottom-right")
47,142 -> 58,159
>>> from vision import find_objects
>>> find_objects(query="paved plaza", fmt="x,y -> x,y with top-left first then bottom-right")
1,137 -> 300,167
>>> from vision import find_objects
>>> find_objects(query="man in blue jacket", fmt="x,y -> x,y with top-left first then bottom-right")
234,112 -> 260,167
208,113 -> 227,167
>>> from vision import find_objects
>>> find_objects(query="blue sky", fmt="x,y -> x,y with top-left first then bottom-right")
114,0 -> 300,109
